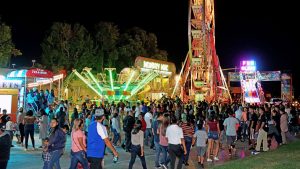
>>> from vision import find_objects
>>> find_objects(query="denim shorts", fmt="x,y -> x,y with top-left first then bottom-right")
208,131 -> 219,140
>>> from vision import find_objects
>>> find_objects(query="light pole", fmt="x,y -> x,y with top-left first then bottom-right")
12,63 -> 16,69
32,60 -> 36,67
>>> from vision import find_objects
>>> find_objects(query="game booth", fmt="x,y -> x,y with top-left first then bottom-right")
0,75 -> 22,122
5,68 -> 64,114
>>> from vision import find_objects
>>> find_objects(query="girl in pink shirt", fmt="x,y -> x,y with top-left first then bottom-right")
158,115 -> 170,168
69,119 -> 89,169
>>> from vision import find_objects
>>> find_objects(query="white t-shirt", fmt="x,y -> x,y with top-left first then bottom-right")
135,107 -> 140,118
6,121 -> 14,131
166,124 -> 184,144
144,112 -> 153,129
97,122 -> 108,139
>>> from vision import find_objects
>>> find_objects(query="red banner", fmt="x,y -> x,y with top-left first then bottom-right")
26,68 -> 54,78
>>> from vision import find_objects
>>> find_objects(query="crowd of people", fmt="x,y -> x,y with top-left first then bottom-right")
0,94 -> 300,169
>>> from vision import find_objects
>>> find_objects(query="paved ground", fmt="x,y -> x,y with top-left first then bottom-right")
7,133 -> 298,169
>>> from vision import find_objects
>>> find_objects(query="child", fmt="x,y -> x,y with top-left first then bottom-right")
5,116 -> 15,147
42,138 -> 51,169
192,120 -> 208,168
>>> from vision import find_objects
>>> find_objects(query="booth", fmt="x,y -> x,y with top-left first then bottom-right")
134,56 -> 176,100
6,68 -> 55,111
0,75 -> 22,122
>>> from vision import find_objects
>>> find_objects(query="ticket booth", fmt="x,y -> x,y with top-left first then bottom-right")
0,78 -> 22,122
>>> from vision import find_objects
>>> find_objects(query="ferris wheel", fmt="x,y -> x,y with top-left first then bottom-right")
172,0 -> 231,102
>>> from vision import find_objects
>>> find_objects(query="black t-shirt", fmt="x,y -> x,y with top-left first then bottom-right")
250,113 -> 258,130
0,115 -> 8,124
259,114 -> 269,132
219,119 -> 224,131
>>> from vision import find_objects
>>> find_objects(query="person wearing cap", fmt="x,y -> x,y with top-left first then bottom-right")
0,123 -> 12,169
87,109 -> 118,169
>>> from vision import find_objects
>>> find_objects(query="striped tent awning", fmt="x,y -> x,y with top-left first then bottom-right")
7,68 -> 54,78
7,69 -> 28,78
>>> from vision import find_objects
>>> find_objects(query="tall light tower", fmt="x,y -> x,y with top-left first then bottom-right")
32,59 -> 36,67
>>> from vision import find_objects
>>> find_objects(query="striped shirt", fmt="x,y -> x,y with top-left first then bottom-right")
181,122 -> 194,138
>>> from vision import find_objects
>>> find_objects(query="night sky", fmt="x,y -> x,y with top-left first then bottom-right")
0,0 -> 299,97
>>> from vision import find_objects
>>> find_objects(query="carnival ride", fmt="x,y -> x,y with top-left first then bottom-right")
71,67 -> 159,102
172,0 -> 231,102
239,60 -> 265,103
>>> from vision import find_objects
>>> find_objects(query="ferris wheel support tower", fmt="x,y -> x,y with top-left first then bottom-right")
172,0 -> 231,102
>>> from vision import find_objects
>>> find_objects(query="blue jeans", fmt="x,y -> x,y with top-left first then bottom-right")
154,141 -> 162,167
160,145 -> 170,165
69,150 -> 89,169
145,128 -> 153,147
48,149 -> 63,169
241,122 -> 248,140
43,161 -> 49,169
182,136 -> 192,163
112,128 -> 120,145
128,145 -> 147,169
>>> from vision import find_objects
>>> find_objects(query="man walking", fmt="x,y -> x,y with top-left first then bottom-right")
87,109 -> 118,169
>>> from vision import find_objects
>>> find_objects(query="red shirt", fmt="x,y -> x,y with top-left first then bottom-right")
181,122 -> 194,138
141,118 -> 146,132
207,120 -> 218,132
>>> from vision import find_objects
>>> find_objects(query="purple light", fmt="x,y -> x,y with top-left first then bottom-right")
240,60 -> 256,72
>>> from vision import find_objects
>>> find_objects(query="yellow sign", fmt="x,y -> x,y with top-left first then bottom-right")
143,61 -> 169,72
0,89 -> 19,95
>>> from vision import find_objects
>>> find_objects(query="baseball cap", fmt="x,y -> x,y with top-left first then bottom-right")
95,109 -> 105,117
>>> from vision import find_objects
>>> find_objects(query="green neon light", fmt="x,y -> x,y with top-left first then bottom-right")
124,71 -> 135,91
86,69 -> 103,92
128,71 -> 159,99
73,70 -> 102,97
109,70 -> 114,91
119,71 -> 135,101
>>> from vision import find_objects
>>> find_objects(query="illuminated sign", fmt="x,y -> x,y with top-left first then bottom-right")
143,61 -> 169,72
0,80 -> 22,89
240,60 -> 256,72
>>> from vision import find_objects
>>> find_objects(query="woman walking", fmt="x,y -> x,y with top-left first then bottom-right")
39,109 -> 48,148
17,107 -> 25,146
180,113 -> 194,166
128,120 -> 147,169
23,110 -> 36,151
159,114 -> 170,169
69,119 -> 88,169
47,118 -> 66,169
206,114 -> 220,162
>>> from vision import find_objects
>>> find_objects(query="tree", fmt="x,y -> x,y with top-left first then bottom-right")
0,20 -> 21,67
117,27 -> 168,71
41,22 -> 96,73
94,22 -> 120,69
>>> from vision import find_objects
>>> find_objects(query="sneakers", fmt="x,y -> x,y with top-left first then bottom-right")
207,158 -> 212,162
161,164 -> 168,169
251,150 -> 260,155
214,156 -> 219,161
